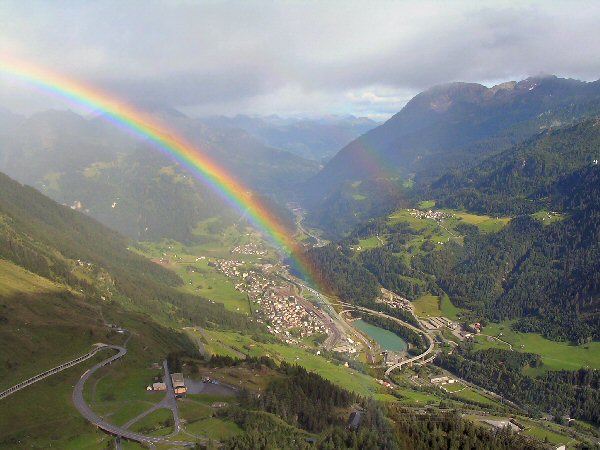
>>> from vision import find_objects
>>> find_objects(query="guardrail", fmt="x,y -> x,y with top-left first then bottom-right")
0,344 -> 108,400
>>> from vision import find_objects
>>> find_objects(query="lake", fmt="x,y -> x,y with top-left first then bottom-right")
353,319 -> 407,352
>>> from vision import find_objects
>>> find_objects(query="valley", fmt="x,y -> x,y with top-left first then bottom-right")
1,68 -> 600,449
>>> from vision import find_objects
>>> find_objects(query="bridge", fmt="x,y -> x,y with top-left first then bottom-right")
338,302 -> 435,374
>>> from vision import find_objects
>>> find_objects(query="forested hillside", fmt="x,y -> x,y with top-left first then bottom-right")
0,171 -> 259,333
433,119 -> 600,215
421,158 -> 600,342
304,77 -> 600,209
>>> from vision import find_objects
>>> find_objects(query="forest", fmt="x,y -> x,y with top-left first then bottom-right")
221,360 -> 546,450
436,346 -> 600,425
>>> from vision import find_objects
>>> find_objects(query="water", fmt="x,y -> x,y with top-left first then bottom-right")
353,319 -> 407,352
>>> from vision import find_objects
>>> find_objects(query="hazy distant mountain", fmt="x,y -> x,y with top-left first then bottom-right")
199,114 -> 378,162
0,107 -> 318,241
304,76 -> 600,207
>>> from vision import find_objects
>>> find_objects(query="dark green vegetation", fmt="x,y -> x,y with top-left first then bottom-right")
0,170 -> 261,446
216,359 -> 544,450
436,346 -> 600,425
433,119 -> 600,215
421,202 -> 599,343
297,90 -> 600,443
302,244 -> 380,304
0,171 -> 259,333
307,177 -> 411,238
303,76 -> 600,227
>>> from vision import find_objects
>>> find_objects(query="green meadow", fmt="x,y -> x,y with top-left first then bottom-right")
202,329 -> 382,397
412,294 -> 462,320
476,321 -> 600,373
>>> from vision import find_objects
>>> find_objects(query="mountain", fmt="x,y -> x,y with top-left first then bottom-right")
0,108 -> 318,241
0,170 -> 254,331
422,163 -> 600,343
432,118 -> 600,214
199,114 -> 378,162
311,116 -> 600,343
302,76 -> 600,219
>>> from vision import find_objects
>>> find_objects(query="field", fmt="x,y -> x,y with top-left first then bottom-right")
395,387 -> 441,406
443,210 -> 511,234
418,200 -> 436,209
185,417 -> 243,440
531,210 -> 566,225
522,426 -> 571,446
358,235 -> 385,250
134,239 -> 252,314
130,408 -> 174,436
453,387 -> 497,406
442,382 -> 465,393
201,329 -> 382,397
476,321 -> 600,372
0,259 -> 62,296
412,294 -> 462,320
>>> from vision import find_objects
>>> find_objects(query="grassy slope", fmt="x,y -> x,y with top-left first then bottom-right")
199,329 -> 381,397
475,321 -> 600,373
413,294 -> 462,320
0,260 -> 110,390
0,258 -> 196,448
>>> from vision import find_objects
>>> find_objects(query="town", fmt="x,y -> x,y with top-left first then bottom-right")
212,258 -> 329,345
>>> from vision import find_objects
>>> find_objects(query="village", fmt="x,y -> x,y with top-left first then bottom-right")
231,242 -> 268,256
407,208 -> 451,221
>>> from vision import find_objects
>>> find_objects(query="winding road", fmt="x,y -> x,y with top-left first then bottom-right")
337,301 -> 436,374
72,344 -> 196,447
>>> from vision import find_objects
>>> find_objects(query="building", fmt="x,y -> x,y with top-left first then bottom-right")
483,419 -> 522,432
429,375 -> 449,384
384,351 -> 404,366
171,373 -> 187,395
152,382 -> 166,391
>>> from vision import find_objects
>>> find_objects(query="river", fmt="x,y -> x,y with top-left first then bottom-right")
353,319 -> 407,352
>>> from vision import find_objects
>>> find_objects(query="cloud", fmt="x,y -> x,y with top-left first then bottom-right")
0,0 -> 599,118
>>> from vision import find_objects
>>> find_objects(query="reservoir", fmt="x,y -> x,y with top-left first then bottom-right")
353,319 -> 407,352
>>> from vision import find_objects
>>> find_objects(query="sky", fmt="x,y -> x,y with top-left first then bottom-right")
1,0 -> 600,120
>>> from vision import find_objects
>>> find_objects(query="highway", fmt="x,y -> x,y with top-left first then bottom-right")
72,344 -> 196,447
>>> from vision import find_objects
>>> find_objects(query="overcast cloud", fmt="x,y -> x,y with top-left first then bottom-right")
1,0 -> 600,118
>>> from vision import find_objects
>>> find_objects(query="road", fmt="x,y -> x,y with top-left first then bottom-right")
293,208 -> 327,247
296,292 -> 341,349
0,344 -> 109,400
162,359 -> 183,432
72,345 -> 195,447
336,301 -> 436,374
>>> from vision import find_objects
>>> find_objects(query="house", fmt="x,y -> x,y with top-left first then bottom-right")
152,382 -> 167,391
171,373 -> 187,395
467,322 -> 481,334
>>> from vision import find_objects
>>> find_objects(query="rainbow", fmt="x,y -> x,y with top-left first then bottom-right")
0,58 -> 319,285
